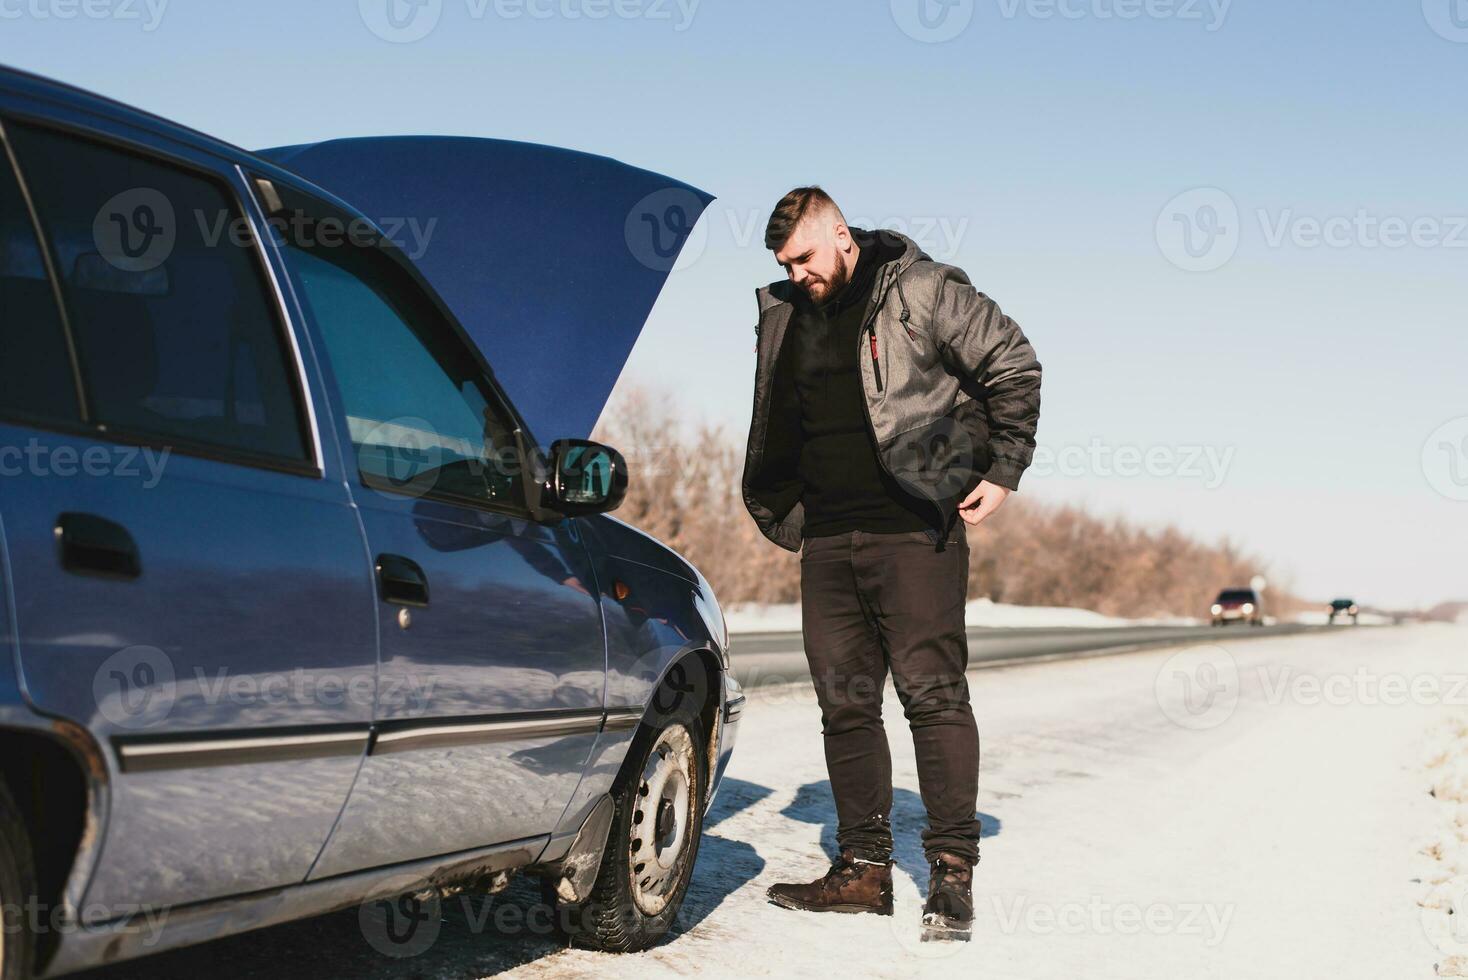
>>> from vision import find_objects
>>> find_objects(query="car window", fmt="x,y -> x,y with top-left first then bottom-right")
0,137 -> 79,424
5,122 -> 310,465
283,242 -> 527,511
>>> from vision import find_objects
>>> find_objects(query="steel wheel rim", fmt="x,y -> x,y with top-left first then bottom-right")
628,722 -> 695,916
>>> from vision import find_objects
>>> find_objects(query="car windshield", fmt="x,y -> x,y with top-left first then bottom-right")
1332,599 -> 1355,608
1217,590 -> 1256,603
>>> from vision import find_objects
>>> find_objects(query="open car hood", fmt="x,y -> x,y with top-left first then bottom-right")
260,136 -> 712,443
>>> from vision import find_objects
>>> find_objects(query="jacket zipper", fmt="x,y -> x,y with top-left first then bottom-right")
867,324 -> 883,392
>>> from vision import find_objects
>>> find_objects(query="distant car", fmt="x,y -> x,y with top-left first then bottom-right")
0,65 -> 740,978
1211,588 -> 1264,627
1328,598 -> 1360,624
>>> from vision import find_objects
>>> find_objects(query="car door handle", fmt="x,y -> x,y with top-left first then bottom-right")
56,513 -> 141,579
376,554 -> 429,607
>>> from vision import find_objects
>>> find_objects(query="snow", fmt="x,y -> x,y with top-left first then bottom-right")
488,622 -> 1463,978
725,598 -> 1196,635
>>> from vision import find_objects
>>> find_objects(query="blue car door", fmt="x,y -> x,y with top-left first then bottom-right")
265,184 -> 608,877
0,118 -> 376,910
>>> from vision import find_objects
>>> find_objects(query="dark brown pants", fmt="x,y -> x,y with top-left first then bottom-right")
799,528 -> 981,864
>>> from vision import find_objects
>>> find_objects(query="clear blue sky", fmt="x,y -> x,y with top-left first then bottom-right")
4,0 -> 1464,608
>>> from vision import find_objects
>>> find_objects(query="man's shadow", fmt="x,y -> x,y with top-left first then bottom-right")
781,780 -> 1001,889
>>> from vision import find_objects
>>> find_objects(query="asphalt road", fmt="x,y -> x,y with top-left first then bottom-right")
729,622 -> 1341,689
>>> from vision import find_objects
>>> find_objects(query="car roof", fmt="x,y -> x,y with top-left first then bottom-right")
0,63 -> 371,230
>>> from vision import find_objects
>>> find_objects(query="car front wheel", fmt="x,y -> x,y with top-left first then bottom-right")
560,717 -> 707,952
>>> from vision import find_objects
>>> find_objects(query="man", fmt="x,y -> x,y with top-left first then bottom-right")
741,187 -> 1041,941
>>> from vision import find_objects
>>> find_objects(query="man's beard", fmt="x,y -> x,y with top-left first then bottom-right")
805,253 -> 852,303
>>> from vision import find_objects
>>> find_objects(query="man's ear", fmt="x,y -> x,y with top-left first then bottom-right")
833,221 -> 853,252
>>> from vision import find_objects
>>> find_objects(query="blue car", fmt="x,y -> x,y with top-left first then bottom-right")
0,65 -> 740,977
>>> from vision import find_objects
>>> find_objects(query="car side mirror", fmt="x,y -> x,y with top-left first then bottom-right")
543,439 -> 628,516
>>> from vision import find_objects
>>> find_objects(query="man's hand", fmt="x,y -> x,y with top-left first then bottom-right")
957,480 -> 1011,527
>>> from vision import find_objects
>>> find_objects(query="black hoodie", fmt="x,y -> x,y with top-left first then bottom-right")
785,229 -> 932,538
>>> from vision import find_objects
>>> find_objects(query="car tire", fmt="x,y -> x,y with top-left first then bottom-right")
0,782 -> 36,980
558,715 -> 707,953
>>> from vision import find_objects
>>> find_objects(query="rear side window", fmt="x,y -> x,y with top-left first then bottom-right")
0,139 -> 79,424
6,123 -> 310,465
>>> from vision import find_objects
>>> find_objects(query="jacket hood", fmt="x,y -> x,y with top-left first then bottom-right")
758,228 -> 930,311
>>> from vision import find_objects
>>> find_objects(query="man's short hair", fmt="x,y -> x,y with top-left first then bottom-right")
764,185 -> 840,251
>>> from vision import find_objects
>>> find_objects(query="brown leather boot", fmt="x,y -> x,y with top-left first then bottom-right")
766,850 -> 894,915
921,852 -> 975,941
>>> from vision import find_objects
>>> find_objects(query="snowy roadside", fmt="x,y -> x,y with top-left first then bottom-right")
724,597 -> 1198,634
497,622 -> 1460,979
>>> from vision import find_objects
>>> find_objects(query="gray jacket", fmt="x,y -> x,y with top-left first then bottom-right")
741,230 -> 1042,552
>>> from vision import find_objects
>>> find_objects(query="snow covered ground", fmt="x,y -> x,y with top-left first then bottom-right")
498,621 -> 1461,979
724,598 -> 1197,634
91,622 -> 1465,980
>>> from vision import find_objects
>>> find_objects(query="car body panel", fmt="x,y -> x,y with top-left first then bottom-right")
0,64 -> 737,977
307,503 -> 607,878
258,135 -> 713,444
0,99 -> 382,912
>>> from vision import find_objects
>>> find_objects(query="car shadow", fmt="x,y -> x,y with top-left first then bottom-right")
75,777 -> 777,980
780,780 -> 1001,891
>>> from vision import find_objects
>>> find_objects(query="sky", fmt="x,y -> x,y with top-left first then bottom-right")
1,0 -> 1464,608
